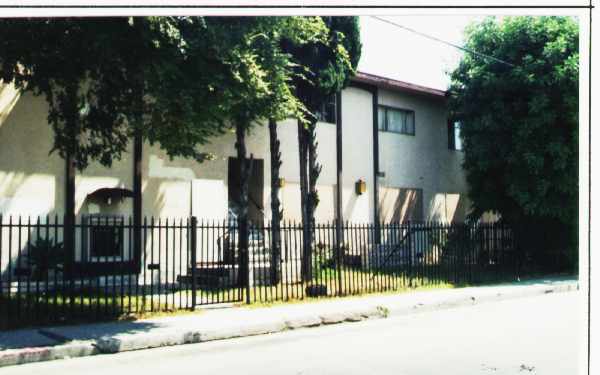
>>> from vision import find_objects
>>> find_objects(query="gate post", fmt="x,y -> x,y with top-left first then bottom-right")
190,216 -> 197,310
407,221 -> 412,288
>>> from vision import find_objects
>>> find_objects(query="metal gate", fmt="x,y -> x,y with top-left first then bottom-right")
189,217 -> 244,306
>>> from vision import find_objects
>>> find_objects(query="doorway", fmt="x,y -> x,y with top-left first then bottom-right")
227,158 -> 264,224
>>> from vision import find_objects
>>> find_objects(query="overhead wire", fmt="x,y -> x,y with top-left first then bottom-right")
370,16 -> 516,68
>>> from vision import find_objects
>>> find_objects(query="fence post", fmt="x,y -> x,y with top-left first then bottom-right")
336,219 -> 343,296
246,219 -> 251,305
468,223 -> 473,285
190,216 -> 197,310
407,221 -> 412,288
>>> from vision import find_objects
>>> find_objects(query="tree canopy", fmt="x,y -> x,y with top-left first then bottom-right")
0,17 -> 330,169
448,16 -> 578,263
210,16 -> 328,129
283,16 -> 362,118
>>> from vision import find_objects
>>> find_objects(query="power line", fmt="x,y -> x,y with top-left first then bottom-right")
370,16 -> 516,68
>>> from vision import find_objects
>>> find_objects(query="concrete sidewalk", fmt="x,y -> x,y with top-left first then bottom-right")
0,277 -> 578,368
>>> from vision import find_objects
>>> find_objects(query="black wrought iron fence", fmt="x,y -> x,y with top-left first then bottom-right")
0,215 -> 567,330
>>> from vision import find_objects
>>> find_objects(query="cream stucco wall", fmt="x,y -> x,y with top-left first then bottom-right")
377,87 -> 469,222
0,81 -> 469,224
0,83 -> 271,221
0,88 -> 65,217
276,87 -> 375,223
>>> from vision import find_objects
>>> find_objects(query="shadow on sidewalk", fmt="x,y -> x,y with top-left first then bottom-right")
0,320 -> 162,351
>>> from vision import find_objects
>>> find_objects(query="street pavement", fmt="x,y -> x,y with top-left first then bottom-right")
1,291 -> 582,375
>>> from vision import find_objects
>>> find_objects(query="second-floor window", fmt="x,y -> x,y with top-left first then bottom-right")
378,105 -> 415,135
448,120 -> 463,151
315,94 -> 337,124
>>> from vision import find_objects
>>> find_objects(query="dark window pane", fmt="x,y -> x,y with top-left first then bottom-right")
387,109 -> 404,133
406,111 -> 415,134
378,106 -> 415,135
378,106 -> 386,131
90,225 -> 123,257
316,95 -> 336,123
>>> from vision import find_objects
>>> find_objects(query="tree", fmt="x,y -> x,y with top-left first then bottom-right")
268,117 -> 284,283
207,17 -> 328,291
0,17 -> 246,169
282,16 -> 361,281
447,16 -> 578,270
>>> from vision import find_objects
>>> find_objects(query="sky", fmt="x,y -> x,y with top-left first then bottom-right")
357,15 -> 487,91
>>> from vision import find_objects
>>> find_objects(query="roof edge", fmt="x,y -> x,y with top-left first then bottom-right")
351,71 -> 446,98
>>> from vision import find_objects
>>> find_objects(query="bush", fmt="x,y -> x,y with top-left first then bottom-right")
27,237 -> 64,280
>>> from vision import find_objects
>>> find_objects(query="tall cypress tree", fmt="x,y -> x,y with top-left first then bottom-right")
282,16 -> 362,281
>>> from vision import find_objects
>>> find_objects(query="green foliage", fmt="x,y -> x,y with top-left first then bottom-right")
313,242 -> 336,273
283,16 -> 362,120
0,17 -> 233,168
0,17 -> 332,168
448,16 -> 578,264
210,17 -> 328,129
27,237 -> 64,280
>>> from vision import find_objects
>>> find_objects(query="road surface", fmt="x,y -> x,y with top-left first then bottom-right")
3,291 -> 581,375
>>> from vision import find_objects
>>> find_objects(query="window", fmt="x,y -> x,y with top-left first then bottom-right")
378,106 -> 415,135
84,216 -> 124,258
90,225 -> 123,257
448,120 -> 463,151
315,94 -> 337,124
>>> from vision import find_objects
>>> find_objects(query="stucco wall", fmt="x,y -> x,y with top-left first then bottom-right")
0,83 -> 271,221
0,82 -> 469,224
377,87 -> 469,222
276,87 -> 375,223
0,87 -> 65,217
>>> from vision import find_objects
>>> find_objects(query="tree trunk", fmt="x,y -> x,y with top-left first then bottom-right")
305,120 -> 322,281
235,121 -> 252,294
297,120 -> 311,281
268,118 -> 282,284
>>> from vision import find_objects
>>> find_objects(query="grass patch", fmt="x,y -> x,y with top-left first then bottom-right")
1,267 -> 573,331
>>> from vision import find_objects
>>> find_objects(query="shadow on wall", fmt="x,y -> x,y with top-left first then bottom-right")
428,193 -> 469,223
378,187 -> 423,223
340,189 -> 358,222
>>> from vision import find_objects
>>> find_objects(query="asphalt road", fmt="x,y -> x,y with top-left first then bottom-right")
3,291 -> 581,375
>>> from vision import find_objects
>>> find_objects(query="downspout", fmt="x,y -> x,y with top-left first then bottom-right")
335,91 -> 343,296
372,87 -> 381,244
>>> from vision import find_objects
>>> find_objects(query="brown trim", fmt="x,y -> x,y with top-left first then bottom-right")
372,87 -> 381,243
352,71 -> 446,98
335,90 -> 344,295
335,91 -> 343,226
348,80 -> 377,94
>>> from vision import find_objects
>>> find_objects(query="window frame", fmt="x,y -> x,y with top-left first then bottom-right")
377,105 -> 416,136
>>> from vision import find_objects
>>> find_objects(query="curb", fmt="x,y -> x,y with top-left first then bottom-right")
0,281 -> 578,368
387,281 -> 578,317
0,341 -> 97,368
94,306 -> 387,354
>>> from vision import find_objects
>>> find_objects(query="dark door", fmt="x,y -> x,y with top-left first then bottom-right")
228,158 -> 264,224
